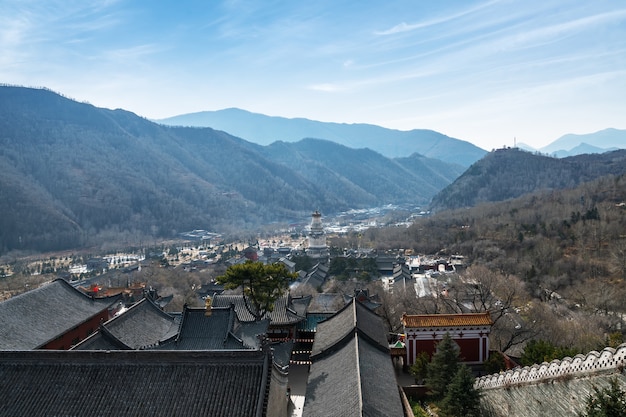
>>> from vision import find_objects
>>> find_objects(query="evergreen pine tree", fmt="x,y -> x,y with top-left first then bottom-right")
438,365 -> 481,417
425,333 -> 460,399
580,378 -> 626,417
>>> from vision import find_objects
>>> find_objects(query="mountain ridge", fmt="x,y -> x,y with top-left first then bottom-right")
156,108 -> 487,167
541,128 -> 626,155
430,147 -> 626,212
0,86 -> 461,254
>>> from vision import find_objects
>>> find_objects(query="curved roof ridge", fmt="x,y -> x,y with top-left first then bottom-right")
97,323 -> 133,350
311,298 -> 389,358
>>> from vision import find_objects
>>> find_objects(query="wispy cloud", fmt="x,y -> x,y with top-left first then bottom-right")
497,9 -> 626,51
2,0 -> 624,150
306,66 -> 437,94
308,83 -> 345,93
101,43 -> 163,61
374,0 -> 501,35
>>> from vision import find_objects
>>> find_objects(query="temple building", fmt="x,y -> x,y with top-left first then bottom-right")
0,349 -> 289,417
0,279 -> 120,350
302,299 -> 405,416
305,210 -> 328,259
401,312 -> 492,367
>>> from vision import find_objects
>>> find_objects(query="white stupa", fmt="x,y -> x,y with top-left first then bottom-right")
306,210 -> 328,259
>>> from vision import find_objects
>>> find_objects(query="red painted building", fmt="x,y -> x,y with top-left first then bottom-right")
41,309 -> 111,349
0,279 -> 120,350
401,312 -> 492,366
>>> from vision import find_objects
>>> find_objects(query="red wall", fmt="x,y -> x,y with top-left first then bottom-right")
41,310 -> 110,350
455,338 -> 480,362
415,340 -> 437,358
409,336 -> 481,364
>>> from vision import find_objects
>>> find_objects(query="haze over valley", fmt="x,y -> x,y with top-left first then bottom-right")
1,85 -> 624,256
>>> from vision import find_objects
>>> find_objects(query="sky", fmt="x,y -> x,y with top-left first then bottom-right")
1,0 -> 625,150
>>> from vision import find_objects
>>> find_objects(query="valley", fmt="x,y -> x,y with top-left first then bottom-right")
1,84 -> 626,364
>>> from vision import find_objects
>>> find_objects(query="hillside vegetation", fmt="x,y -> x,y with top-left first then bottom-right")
430,148 -> 626,212
364,173 -> 626,354
0,86 -> 460,254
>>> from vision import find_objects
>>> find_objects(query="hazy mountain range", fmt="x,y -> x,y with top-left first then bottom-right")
1,85 -> 624,255
0,86 -> 461,254
157,108 -> 487,167
517,128 -> 625,157
157,109 -> 625,162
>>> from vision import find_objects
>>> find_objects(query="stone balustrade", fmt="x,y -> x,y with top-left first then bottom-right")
475,343 -> 626,390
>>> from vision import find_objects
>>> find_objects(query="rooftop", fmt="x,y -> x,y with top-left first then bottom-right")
158,305 -> 269,350
401,312 -> 493,328
80,297 -> 178,349
303,299 -> 404,417
0,279 -> 119,350
212,293 -> 304,325
312,298 -> 388,358
0,350 -> 270,417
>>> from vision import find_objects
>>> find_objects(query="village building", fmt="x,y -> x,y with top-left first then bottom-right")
297,261 -> 329,290
401,312 -> 493,368
0,279 -> 120,350
375,254 -> 400,277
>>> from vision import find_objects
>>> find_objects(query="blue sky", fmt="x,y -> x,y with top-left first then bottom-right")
1,0 -> 625,150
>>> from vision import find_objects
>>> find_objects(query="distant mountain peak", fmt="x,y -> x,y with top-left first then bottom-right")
157,108 -> 486,167
541,128 -> 625,155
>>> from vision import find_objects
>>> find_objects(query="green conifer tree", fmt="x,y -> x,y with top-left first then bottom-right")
438,365 -> 481,417
426,333 -> 459,399
580,378 -> 626,417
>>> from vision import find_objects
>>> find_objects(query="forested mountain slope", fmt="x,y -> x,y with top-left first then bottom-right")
0,86 -> 460,254
256,139 -> 465,206
430,147 -> 626,212
361,173 -> 626,356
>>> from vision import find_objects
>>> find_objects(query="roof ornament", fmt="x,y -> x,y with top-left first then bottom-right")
205,296 -> 212,317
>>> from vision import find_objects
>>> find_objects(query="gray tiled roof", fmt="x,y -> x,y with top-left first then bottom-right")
308,293 -> 346,314
212,294 -> 304,325
0,279 -> 120,350
270,340 -> 293,368
71,297 -> 179,350
232,317 -> 271,349
71,325 -> 132,350
303,298 -> 403,416
350,289 -> 382,311
290,295 -> 311,317
159,306 -> 267,350
392,264 -> 412,285
301,263 -> 329,289
311,299 -> 388,357
302,335 -> 404,417
98,297 -> 179,349
0,350 -> 269,417
75,304 -> 269,351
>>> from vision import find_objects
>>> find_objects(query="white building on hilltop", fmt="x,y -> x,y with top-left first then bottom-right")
306,211 -> 328,259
